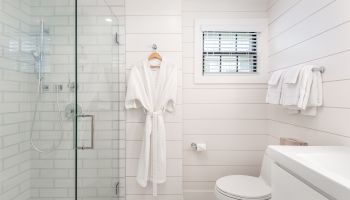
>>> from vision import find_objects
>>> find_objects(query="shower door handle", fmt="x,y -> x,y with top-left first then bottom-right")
77,114 -> 95,150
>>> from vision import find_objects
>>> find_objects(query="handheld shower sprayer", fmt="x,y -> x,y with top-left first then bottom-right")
30,19 -> 64,153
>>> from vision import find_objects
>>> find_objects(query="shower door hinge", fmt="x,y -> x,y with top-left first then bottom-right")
115,182 -> 119,196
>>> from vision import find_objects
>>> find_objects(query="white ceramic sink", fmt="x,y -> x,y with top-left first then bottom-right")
267,146 -> 350,200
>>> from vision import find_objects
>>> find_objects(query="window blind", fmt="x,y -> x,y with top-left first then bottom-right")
202,31 -> 258,74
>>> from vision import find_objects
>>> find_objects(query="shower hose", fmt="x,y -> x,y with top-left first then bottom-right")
30,78 -> 64,153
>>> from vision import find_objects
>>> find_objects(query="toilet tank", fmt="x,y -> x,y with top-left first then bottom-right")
259,154 -> 273,186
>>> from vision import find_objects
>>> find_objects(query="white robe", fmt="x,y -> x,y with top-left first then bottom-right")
125,59 -> 177,196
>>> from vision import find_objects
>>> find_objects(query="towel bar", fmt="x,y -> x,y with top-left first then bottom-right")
312,67 -> 325,73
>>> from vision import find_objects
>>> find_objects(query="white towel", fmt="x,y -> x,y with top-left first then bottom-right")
280,66 -> 306,106
284,66 -> 302,84
280,65 -> 323,116
266,65 -> 323,116
305,69 -> 323,108
268,70 -> 283,85
297,66 -> 314,109
266,70 -> 285,104
300,68 -> 323,116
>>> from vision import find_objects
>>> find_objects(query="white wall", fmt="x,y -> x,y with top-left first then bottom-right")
267,0 -> 350,145
182,0 -> 269,199
124,0 -> 183,199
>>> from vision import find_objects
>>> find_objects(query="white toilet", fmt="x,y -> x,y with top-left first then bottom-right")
215,155 -> 272,200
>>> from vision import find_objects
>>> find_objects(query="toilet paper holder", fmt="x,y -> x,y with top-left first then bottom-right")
191,143 -> 207,151
191,143 -> 198,150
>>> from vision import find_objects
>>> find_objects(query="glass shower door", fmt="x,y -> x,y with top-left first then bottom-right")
76,0 -> 120,199
28,0 -> 77,199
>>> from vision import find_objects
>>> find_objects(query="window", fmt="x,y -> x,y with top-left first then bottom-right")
203,31 -> 258,74
194,19 -> 268,83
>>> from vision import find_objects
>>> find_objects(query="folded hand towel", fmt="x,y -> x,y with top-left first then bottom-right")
266,65 -> 323,117
297,66 -> 314,109
304,69 -> 323,108
284,66 -> 302,84
268,70 -> 283,86
300,67 -> 323,116
266,70 -> 285,104
281,66 -> 306,106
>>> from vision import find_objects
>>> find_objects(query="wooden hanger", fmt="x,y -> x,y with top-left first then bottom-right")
148,44 -> 162,68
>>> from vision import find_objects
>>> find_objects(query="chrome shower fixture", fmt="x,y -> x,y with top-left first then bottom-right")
32,50 -> 40,61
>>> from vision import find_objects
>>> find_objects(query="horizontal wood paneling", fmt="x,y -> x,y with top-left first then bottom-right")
125,34 -> 182,52
270,0 -> 350,55
269,0 -> 334,39
184,119 -> 268,135
126,122 -> 183,141
125,16 -> 182,34
126,177 -> 183,194
268,0 -> 350,147
125,0 -> 182,15
184,135 -> 268,151
182,1 -> 269,199
125,0 -> 183,199
183,0 -> 268,12
126,141 -> 183,159
126,159 -> 182,177
184,165 -> 260,181
184,150 -> 264,166
184,104 -> 267,120
183,89 -> 266,104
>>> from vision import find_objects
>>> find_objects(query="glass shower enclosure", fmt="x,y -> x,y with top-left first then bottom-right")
0,0 -> 120,199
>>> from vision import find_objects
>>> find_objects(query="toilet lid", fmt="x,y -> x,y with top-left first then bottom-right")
216,175 -> 271,199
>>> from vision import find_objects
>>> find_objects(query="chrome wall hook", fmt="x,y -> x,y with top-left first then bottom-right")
152,43 -> 157,51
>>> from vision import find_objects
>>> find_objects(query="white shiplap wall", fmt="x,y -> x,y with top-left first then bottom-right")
267,0 -> 350,145
124,0 -> 183,199
182,0 -> 269,199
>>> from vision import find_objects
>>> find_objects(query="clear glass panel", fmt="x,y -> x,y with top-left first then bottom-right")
0,0 -> 76,200
77,0 -> 120,199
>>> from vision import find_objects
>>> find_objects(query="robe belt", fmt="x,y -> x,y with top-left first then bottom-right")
146,110 -> 163,197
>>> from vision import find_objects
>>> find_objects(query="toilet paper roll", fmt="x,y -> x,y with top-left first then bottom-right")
196,143 -> 207,152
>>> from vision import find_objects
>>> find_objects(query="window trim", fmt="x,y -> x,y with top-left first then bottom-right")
194,19 -> 269,84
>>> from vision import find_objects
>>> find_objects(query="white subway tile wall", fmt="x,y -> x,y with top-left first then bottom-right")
1,0 -> 125,199
0,0 -> 35,199
267,0 -> 350,145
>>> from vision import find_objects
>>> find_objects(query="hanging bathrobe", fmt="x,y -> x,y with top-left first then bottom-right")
125,59 -> 177,196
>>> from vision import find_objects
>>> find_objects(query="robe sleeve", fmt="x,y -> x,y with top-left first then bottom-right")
163,65 -> 177,112
125,67 -> 147,110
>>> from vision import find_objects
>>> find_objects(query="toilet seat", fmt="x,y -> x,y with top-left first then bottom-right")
215,175 -> 271,200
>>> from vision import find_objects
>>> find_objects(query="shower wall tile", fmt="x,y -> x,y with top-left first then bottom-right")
28,0 -> 125,199
0,0 -> 34,199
